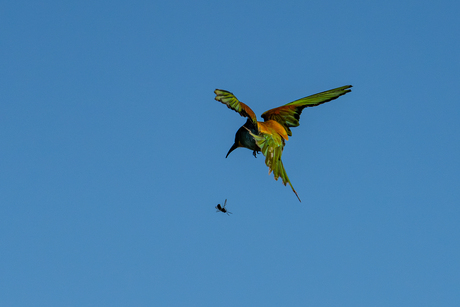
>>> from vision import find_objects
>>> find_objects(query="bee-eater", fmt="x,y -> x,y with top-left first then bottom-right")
214,85 -> 352,202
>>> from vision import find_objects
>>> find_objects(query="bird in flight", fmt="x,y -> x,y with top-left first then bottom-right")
214,85 -> 352,202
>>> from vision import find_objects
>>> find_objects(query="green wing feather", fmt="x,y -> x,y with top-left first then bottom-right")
214,89 -> 258,127
261,85 -> 352,136
246,127 -> 301,202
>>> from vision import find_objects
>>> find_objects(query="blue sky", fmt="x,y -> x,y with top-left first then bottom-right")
1,0 -> 459,306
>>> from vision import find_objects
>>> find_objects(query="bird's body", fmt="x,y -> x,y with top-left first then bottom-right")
215,85 -> 352,202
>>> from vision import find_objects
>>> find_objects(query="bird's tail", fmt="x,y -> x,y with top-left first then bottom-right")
289,182 -> 301,202
244,126 -> 302,202
276,160 -> 301,202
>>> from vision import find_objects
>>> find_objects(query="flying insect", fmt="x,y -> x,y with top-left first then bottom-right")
215,199 -> 232,216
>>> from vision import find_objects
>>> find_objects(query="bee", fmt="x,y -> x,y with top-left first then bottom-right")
215,199 -> 232,216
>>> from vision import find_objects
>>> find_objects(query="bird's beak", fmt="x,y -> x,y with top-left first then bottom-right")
226,143 -> 238,158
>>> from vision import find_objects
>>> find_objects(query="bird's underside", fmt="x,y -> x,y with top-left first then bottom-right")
214,85 -> 352,202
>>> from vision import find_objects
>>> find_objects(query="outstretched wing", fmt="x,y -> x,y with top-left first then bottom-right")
245,121 -> 301,202
261,85 -> 352,136
214,89 -> 258,128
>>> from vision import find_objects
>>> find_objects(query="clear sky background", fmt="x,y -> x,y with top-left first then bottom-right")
1,1 -> 459,306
